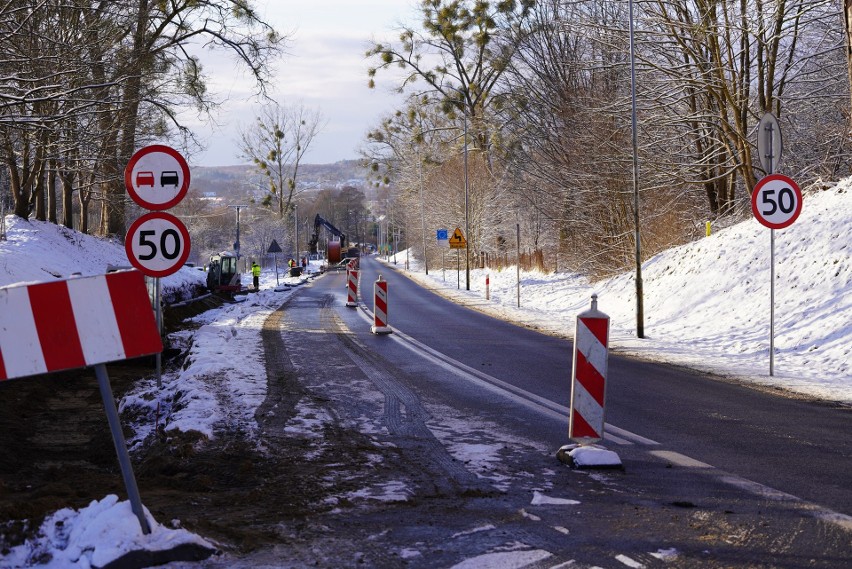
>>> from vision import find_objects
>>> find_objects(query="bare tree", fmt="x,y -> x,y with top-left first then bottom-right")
366,1 -> 537,267
367,0 -> 534,152
640,0 -> 845,212
0,0 -> 286,235
239,102 -> 323,218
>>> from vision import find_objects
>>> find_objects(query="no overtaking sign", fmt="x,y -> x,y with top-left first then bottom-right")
124,144 -> 190,210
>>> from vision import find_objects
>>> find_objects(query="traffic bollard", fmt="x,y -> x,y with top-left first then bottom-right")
371,274 -> 392,334
569,294 -> 610,444
346,268 -> 358,307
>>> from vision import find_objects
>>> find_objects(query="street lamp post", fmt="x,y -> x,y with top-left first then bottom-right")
294,204 -> 299,262
629,0 -> 645,338
463,113 -> 470,291
230,204 -> 248,264
417,146 -> 429,275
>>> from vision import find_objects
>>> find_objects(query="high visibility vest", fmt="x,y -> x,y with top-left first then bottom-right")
252,264 -> 261,277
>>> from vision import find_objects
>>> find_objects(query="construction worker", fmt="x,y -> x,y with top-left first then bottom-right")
251,261 -> 261,290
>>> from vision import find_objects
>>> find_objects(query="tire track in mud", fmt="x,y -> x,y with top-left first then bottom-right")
255,301 -> 307,440
316,296 -> 495,497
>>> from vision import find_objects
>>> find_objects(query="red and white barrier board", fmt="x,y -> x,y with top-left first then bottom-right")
0,270 -> 163,381
346,268 -> 359,307
569,295 -> 610,444
371,275 -> 392,335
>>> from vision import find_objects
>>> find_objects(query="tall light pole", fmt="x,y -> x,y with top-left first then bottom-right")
293,203 -> 299,261
463,113 -> 470,291
417,146 -> 429,275
447,85 -> 472,291
230,204 -> 248,263
629,0 -> 645,338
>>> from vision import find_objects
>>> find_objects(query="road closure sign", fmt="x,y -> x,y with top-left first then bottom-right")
125,211 -> 191,277
124,144 -> 190,210
751,174 -> 802,230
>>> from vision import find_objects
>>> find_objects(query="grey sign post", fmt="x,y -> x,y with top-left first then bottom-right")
758,113 -> 782,175
756,112 -> 784,376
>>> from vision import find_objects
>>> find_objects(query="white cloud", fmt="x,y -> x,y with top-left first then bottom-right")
181,0 -> 413,166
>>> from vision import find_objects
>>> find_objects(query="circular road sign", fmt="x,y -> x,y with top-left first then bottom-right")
125,211 -> 191,277
751,174 -> 802,230
124,144 -> 190,210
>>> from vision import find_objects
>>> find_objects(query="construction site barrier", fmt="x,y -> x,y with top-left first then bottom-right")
569,294 -> 610,444
346,268 -> 358,307
370,274 -> 392,335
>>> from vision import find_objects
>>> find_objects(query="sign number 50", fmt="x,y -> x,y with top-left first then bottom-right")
137,229 -> 182,261
760,187 -> 796,217
125,211 -> 191,277
751,174 -> 802,230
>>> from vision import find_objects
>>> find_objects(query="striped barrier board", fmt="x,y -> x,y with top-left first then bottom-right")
0,270 -> 162,380
346,268 -> 359,307
569,295 -> 610,444
370,275 -> 392,335
0,269 -> 161,534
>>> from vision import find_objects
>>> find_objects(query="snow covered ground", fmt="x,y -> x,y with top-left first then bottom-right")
400,181 -> 851,405
0,178 -> 848,567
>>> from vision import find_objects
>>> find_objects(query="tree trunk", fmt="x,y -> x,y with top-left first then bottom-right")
48,161 -> 58,224
845,1 -> 852,113
9,157 -> 29,219
60,169 -> 75,228
79,185 -> 91,234
34,166 -> 45,221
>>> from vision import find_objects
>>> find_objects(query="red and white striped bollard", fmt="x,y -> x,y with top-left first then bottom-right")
346,268 -> 359,307
371,274 -> 392,334
569,294 -> 610,444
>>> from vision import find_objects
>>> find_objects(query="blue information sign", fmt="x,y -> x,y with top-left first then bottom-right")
436,229 -> 448,241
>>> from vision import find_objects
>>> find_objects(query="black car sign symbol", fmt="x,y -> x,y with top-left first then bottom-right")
160,171 -> 179,187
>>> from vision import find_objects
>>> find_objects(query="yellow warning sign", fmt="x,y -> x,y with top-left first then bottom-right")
449,227 -> 467,249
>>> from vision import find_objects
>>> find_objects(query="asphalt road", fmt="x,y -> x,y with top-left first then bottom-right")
352,255 -> 852,519
245,259 -> 852,567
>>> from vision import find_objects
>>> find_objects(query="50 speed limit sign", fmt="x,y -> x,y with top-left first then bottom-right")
125,211 -> 191,277
751,174 -> 802,229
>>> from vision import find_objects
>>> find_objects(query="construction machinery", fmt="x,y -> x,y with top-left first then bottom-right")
309,214 -> 351,264
206,252 -> 242,295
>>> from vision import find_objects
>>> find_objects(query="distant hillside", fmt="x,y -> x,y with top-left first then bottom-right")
189,160 -> 370,199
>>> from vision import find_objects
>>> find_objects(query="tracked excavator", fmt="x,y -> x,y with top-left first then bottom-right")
308,214 -> 358,264
206,251 -> 242,295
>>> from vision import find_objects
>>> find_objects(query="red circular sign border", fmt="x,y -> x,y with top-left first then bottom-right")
751,174 -> 803,230
125,211 -> 191,278
124,144 -> 190,210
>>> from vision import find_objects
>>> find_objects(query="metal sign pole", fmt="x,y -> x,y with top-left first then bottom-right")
94,363 -> 151,535
767,119 -> 776,377
155,277 -> 162,389
770,230 -> 775,376
516,223 -> 521,308
756,113 -> 785,377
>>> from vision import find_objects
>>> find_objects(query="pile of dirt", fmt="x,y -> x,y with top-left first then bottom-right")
0,297 -> 391,560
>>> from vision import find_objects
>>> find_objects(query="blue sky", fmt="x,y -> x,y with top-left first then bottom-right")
184,0 -> 414,167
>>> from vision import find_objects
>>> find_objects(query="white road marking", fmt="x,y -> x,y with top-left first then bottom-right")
648,450 -> 712,469
353,289 -> 852,534
615,554 -> 645,568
